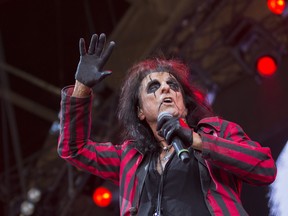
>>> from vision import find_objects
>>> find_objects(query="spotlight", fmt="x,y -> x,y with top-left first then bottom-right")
256,55 -> 278,77
225,18 -> 283,80
27,187 -> 41,203
20,201 -> 35,216
267,0 -> 287,15
92,186 -> 113,207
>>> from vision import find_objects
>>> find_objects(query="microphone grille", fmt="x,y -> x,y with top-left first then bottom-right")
157,111 -> 173,121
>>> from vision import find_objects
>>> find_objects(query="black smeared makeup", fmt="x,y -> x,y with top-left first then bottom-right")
167,73 -> 180,92
151,75 -> 157,98
146,74 -> 160,97
145,72 -> 181,96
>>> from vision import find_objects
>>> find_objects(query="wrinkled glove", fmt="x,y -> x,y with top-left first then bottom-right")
156,115 -> 193,147
75,33 -> 115,88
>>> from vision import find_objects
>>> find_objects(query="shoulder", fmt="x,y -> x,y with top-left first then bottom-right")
197,116 -> 240,133
120,140 -> 142,153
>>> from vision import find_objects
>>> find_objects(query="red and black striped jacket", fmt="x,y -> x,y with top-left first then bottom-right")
58,86 -> 277,216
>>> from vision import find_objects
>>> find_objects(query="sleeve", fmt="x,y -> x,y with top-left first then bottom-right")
197,117 -> 277,185
57,86 -> 122,185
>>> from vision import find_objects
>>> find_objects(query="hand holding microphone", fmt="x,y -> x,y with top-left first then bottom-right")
157,112 -> 193,163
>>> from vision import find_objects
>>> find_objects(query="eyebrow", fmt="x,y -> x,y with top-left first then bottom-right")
146,76 -> 178,86
146,79 -> 159,90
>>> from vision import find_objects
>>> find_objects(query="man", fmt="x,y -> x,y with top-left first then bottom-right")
58,33 -> 277,216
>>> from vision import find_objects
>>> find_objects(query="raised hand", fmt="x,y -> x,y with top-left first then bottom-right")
75,33 -> 115,88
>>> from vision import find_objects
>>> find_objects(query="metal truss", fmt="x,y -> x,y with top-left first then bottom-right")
155,0 -> 288,91
0,0 -> 122,214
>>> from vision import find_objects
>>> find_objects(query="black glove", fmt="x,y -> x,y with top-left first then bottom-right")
156,116 -> 193,147
75,33 -> 115,88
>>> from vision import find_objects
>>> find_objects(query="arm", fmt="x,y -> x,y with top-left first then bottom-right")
57,33 -> 120,184
197,117 -> 277,185
58,86 -> 121,184
72,80 -> 91,98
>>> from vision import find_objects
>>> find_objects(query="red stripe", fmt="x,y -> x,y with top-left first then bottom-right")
218,169 -> 241,215
80,146 -> 121,167
75,97 -> 89,150
206,163 -> 241,216
206,188 -> 223,215
212,160 -> 274,183
120,149 -> 139,215
205,139 -> 273,168
67,157 -> 119,182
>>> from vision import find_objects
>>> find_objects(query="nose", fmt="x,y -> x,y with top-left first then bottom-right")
161,82 -> 170,93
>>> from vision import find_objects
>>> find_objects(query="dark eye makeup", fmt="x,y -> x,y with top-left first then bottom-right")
167,79 -> 180,92
147,80 -> 160,93
146,77 -> 180,94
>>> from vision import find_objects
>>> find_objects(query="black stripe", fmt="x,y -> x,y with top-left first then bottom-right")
58,92 -> 67,156
68,96 -> 91,155
219,120 -> 229,138
76,154 -> 119,173
218,172 -> 249,215
82,97 -> 90,147
120,149 -> 139,214
205,134 -> 270,161
69,96 -> 78,155
209,168 -> 230,215
207,149 -> 275,182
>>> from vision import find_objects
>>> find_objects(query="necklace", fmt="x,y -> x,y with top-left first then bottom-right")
162,145 -> 172,152
157,145 -> 173,175
160,145 -> 173,162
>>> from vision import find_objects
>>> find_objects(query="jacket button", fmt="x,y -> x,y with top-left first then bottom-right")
129,207 -> 138,215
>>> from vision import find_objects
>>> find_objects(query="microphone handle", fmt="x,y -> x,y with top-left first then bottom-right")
171,137 -> 190,164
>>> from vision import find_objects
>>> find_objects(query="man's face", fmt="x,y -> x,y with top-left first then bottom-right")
138,72 -> 187,126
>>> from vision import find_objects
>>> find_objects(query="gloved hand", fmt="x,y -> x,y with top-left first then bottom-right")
156,116 -> 193,147
75,33 -> 115,88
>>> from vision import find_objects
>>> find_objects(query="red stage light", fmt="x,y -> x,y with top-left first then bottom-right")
92,186 -> 112,207
256,55 -> 277,77
267,0 -> 286,15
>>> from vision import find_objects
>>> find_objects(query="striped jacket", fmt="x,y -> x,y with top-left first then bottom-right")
58,86 -> 277,216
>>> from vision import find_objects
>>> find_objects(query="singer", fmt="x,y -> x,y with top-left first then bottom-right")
58,33 -> 277,216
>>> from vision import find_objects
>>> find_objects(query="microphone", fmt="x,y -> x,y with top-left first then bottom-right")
157,112 -> 190,164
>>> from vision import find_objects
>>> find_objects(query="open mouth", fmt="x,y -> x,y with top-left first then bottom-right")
158,97 -> 175,112
162,97 -> 173,104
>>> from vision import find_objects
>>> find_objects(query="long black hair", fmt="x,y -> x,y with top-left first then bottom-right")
117,58 -> 214,153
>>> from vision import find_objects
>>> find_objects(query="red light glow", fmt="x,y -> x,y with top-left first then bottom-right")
92,186 -> 112,207
267,0 -> 286,15
256,56 -> 277,77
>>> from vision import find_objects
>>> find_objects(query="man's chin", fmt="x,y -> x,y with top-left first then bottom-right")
158,107 -> 179,117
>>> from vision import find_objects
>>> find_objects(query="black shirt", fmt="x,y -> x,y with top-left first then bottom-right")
138,150 -> 210,216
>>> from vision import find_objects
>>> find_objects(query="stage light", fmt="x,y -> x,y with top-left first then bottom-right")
20,201 -> 35,216
225,18 -> 283,81
92,186 -> 112,207
256,55 -> 278,77
267,0 -> 286,15
27,187 -> 41,203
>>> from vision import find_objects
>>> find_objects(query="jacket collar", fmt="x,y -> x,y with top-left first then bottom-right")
197,116 -> 221,132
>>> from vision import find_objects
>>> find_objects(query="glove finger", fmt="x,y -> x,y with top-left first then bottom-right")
160,120 -> 172,138
165,127 -> 176,144
177,126 -> 192,145
95,33 -> 106,57
101,71 -> 112,77
101,41 -> 115,64
162,122 -> 177,143
79,38 -> 86,56
88,34 -> 98,55
156,114 -> 171,131
98,71 -> 112,82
